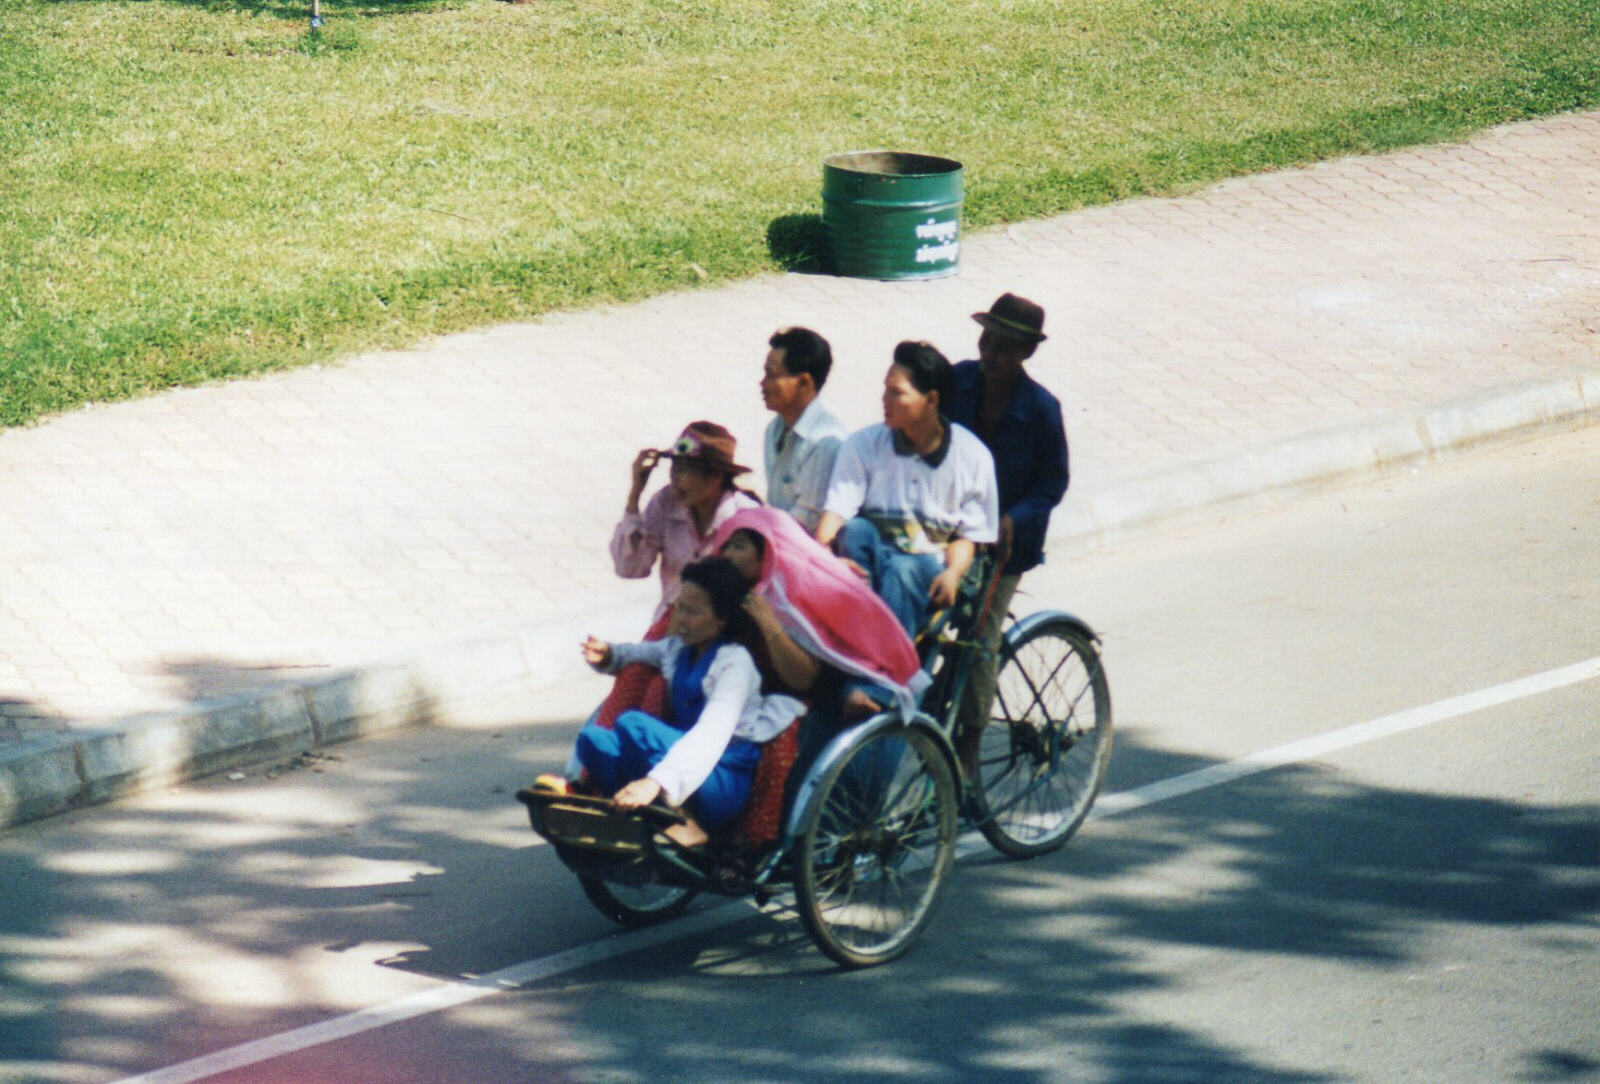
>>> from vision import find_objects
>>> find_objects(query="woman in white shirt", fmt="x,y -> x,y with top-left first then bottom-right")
576,557 -> 804,848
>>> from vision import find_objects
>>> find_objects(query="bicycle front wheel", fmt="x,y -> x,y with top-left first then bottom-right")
973,619 -> 1112,859
794,723 -> 958,968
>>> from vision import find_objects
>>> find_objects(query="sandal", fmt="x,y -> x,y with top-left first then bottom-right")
530,773 -> 570,795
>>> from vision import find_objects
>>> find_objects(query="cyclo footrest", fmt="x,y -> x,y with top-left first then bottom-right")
516,789 -> 678,858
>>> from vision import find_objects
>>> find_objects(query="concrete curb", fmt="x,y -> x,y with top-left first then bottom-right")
2,372 -> 1595,831
1053,370 -> 1597,544
0,600 -> 651,829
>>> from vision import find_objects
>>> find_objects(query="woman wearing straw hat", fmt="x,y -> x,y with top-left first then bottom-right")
611,421 -> 761,626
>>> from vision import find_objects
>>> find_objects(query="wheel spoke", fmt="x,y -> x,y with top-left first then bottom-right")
796,725 -> 958,966
580,875 -> 696,927
972,622 -> 1112,858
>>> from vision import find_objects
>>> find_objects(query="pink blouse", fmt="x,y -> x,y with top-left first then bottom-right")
611,487 -> 760,623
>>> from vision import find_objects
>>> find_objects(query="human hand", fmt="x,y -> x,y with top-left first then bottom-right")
928,568 -> 963,609
632,447 -> 661,481
613,777 -> 663,810
628,448 -> 661,505
838,557 -> 870,583
742,592 -> 778,631
813,512 -> 843,551
580,636 -> 613,668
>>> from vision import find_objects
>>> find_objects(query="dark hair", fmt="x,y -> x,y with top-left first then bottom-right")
679,557 -> 754,634
891,339 -> 953,404
671,454 -> 759,501
725,528 -> 767,564
769,326 -> 834,391
722,476 -> 766,502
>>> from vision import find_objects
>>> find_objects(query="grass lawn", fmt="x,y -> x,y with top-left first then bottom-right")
3,0 -> 1597,427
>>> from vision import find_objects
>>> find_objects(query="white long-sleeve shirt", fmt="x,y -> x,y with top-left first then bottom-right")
603,637 -> 804,807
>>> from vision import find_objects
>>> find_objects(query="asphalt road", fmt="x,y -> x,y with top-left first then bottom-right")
3,425 -> 1598,1084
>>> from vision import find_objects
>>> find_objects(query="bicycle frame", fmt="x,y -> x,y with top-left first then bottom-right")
519,542 -> 1112,963
781,708 -> 953,850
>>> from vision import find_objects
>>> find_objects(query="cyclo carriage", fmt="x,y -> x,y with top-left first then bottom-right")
517,547 -> 1112,968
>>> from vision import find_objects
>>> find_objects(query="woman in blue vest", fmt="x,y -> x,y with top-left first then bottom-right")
575,557 -> 805,848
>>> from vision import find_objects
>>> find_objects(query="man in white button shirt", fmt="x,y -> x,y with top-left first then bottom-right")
760,327 -> 849,534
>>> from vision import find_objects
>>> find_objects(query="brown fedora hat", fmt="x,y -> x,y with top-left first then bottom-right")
972,292 -> 1047,343
659,421 -> 752,476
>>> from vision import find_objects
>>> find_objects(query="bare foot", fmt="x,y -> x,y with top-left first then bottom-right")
664,817 -> 709,849
842,689 -> 885,723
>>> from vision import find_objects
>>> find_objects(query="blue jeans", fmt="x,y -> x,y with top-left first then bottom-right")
838,516 -> 944,638
575,710 -> 760,828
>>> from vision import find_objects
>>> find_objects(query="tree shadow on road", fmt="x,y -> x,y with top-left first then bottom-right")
535,745 -> 1598,1082
2,729 -> 1596,1081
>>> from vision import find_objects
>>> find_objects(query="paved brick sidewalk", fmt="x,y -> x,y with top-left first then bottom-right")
2,110 -> 1597,822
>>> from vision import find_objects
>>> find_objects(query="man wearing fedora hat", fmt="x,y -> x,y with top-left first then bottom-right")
946,293 -> 1070,771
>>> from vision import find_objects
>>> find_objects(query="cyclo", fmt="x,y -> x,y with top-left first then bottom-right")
517,549 -> 1112,968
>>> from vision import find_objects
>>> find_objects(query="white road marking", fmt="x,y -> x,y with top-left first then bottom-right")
111,656 -> 1600,1084
1091,655 -> 1600,818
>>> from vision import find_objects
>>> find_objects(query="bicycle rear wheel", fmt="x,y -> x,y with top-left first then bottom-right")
579,876 -> 697,927
794,724 -> 958,967
973,619 -> 1112,859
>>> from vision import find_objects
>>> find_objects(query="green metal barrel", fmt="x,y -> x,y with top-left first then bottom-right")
822,151 -> 964,280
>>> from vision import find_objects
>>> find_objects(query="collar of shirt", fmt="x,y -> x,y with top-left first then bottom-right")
953,360 -> 1040,434
890,416 -> 953,467
785,399 -> 835,447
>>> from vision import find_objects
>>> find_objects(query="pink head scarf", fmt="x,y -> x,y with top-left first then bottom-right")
711,507 -> 929,717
